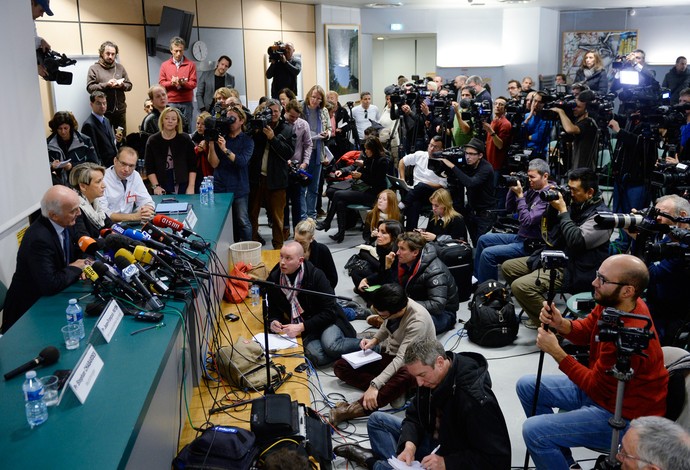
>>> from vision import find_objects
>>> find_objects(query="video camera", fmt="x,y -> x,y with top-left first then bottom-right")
505,146 -> 532,172
37,49 -> 76,85
204,103 -> 236,142
431,90 -> 457,121
596,307 -> 654,355
267,41 -> 288,61
540,250 -> 569,269
428,147 -> 465,178
459,98 -> 492,137
651,162 -> 690,189
248,107 -> 274,133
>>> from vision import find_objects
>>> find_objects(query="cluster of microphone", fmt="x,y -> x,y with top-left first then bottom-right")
78,215 -> 211,311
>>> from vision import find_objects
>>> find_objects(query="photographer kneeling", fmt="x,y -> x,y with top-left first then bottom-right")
501,168 -> 611,329
516,254 -> 667,470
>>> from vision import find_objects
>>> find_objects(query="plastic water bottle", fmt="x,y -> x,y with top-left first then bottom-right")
66,298 -> 85,339
207,176 -> 215,205
23,371 -> 48,428
200,179 -> 209,206
250,284 -> 260,307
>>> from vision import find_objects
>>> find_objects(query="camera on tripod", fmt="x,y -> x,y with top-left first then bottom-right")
267,41 -> 287,61
37,49 -> 76,85
540,250 -> 569,270
651,162 -> 690,188
596,307 -> 654,354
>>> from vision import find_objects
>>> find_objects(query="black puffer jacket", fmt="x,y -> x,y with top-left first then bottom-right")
399,352 -> 511,470
371,243 -> 460,315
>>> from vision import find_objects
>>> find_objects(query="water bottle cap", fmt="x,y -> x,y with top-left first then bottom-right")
69,298 -> 77,304
26,370 -> 37,379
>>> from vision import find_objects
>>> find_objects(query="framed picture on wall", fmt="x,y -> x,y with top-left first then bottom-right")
325,25 -> 360,98
562,30 -> 638,83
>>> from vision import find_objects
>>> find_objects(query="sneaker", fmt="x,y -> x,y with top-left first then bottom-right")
523,318 -> 540,330
569,464 -> 582,470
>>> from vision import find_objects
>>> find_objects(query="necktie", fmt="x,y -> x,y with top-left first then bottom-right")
63,229 -> 70,265
121,179 -> 127,191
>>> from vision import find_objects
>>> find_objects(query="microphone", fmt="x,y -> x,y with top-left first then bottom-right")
100,227 -> 113,238
110,223 -> 127,235
114,256 -> 165,311
92,260 -> 140,300
147,219 -> 210,251
104,232 -> 144,251
4,346 -> 60,380
132,245 -> 176,274
123,228 -> 170,252
152,214 -> 202,239
115,248 -> 169,293
78,236 -> 109,263
141,222 -> 181,246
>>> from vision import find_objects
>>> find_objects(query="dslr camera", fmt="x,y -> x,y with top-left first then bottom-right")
37,49 -> 76,85
499,171 -> 529,188
248,107 -> 274,133
539,185 -> 570,202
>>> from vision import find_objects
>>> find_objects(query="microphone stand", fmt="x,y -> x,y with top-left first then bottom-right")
523,265 -> 559,470
205,271 -> 353,395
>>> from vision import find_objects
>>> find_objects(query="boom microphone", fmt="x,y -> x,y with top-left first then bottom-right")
4,346 -> 60,380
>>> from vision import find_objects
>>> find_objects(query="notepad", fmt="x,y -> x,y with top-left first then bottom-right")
341,349 -> 382,369
387,457 -> 423,469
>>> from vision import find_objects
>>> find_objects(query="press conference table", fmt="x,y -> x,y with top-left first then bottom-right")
0,193 -> 234,469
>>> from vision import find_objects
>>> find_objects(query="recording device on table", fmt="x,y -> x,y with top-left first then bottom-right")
36,49 -> 76,85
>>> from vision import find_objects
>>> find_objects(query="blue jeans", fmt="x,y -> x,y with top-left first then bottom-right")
368,412 -> 435,470
431,311 -> 456,335
474,232 -> 526,282
232,195 -> 252,242
301,155 -> 322,220
303,324 -> 361,366
516,374 -> 625,470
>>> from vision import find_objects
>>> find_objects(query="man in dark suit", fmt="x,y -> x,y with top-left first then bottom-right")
81,91 -> 121,167
196,55 -> 235,113
1,186 -> 87,333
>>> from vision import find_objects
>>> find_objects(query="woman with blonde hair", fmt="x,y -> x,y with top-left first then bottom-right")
417,188 -> 467,241
145,107 -> 196,195
363,189 -> 401,243
574,51 -> 608,94
301,85 -> 332,219
70,162 -> 111,240
294,218 -> 338,288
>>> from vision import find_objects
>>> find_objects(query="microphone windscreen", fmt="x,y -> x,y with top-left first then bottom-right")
133,245 -> 154,265
153,214 -> 184,232
39,346 -> 60,365
78,236 -> 99,255
83,265 -> 100,282
115,248 -> 136,264
114,255 -> 131,271
92,261 -> 109,277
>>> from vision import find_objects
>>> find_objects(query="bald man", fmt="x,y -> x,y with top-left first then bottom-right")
264,241 -> 358,366
516,254 -> 668,470
2,186 -> 87,332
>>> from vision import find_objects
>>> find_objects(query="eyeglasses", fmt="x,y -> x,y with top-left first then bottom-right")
617,443 -> 657,467
595,271 -> 628,286
115,159 -> 136,169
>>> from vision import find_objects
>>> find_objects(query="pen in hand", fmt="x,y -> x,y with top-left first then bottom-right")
430,444 -> 440,455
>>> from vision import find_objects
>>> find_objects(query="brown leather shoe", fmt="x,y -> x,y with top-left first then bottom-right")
329,401 -> 366,426
333,444 -> 374,467
366,314 -> 384,329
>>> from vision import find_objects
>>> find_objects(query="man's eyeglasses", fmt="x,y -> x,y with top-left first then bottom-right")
595,271 -> 628,286
617,443 -> 657,467
115,159 -> 136,169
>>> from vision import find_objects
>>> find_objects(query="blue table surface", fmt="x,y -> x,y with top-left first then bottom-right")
0,193 -> 232,468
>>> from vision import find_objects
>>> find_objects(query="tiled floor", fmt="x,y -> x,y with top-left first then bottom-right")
256,210 -> 602,469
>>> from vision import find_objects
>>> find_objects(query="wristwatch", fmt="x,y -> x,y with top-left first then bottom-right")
151,184 -> 159,190
370,381 -> 379,390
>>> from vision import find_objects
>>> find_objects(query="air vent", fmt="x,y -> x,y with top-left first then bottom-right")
365,2 -> 403,8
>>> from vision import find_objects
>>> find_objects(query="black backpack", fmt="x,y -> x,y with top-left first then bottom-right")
173,425 -> 258,470
466,280 -> 518,347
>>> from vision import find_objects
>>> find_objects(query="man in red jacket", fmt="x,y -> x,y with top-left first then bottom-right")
159,36 -> 197,133
517,254 -> 668,470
